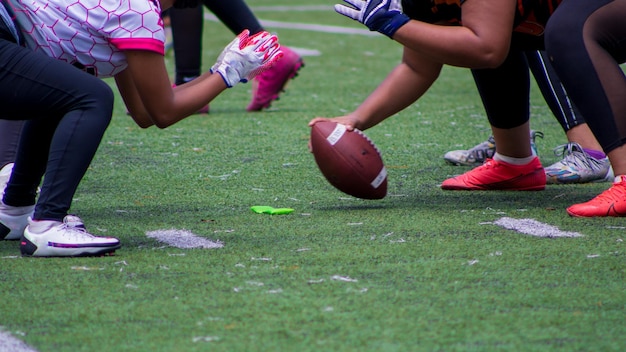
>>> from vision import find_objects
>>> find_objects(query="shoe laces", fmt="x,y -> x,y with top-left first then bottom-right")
552,142 -> 605,171
59,223 -> 96,240
530,130 -> 544,144
467,136 -> 496,159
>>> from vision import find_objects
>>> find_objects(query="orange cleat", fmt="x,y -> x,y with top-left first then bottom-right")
441,157 -> 546,191
567,175 -> 626,217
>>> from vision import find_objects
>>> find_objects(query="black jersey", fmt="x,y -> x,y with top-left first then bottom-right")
401,0 -> 562,36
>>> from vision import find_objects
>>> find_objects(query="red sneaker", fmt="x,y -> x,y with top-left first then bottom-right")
246,46 -> 303,111
567,175 -> 626,217
441,157 -> 546,191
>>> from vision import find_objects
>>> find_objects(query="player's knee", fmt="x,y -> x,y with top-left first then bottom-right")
545,13 -> 579,60
83,79 -> 114,117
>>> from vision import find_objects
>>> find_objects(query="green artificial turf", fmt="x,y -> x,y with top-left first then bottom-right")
1,1 -> 625,351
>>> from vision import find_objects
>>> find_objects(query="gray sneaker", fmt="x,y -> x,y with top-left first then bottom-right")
444,131 -> 543,166
544,142 -> 613,184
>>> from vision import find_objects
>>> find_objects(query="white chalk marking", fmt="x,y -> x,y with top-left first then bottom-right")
331,275 -> 358,282
0,329 -> 37,352
492,217 -> 583,238
192,336 -> 220,343
70,266 -> 103,271
146,229 -> 224,249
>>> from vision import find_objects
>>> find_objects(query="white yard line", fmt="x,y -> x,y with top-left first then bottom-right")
491,217 -> 583,238
204,6 -> 381,37
0,329 -> 37,352
146,229 -> 224,249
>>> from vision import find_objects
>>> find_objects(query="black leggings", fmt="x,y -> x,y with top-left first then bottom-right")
471,48 -> 584,132
0,120 -> 23,168
0,35 -> 113,221
169,0 -> 263,85
546,0 -> 626,154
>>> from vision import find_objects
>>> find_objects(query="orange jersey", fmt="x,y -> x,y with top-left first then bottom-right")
403,0 -> 562,36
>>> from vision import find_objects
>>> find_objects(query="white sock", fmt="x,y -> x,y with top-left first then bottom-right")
493,152 -> 535,165
27,219 -> 62,234
0,201 -> 34,216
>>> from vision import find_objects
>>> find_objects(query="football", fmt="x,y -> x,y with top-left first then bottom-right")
310,121 -> 387,199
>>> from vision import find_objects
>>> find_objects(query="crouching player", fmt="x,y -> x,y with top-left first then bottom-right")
0,0 -> 282,256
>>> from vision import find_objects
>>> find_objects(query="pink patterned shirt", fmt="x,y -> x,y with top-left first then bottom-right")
6,0 -> 166,77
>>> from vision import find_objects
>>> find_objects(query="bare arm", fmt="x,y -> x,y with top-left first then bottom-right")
393,0 -> 517,68
310,0 -> 519,131
115,30 -> 281,129
309,47 -> 443,131
115,50 -> 227,129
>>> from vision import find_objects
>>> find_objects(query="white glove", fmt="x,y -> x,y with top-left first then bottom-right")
211,30 -> 283,88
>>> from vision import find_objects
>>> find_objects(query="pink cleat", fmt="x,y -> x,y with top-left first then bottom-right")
247,46 -> 303,111
195,104 -> 209,114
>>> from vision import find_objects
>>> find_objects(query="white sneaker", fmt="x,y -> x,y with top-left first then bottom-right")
0,163 -> 14,197
63,214 -> 86,229
544,143 -> 613,184
21,219 -> 120,257
0,163 -> 33,240
0,201 -> 34,240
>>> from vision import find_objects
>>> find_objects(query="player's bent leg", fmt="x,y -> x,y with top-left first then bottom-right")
444,130 -> 542,166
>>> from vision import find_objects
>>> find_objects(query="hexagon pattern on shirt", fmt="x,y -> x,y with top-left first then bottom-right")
7,0 -> 166,77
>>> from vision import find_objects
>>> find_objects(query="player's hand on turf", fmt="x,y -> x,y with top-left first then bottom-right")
211,30 -> 283,88
335,0 -> 410,38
